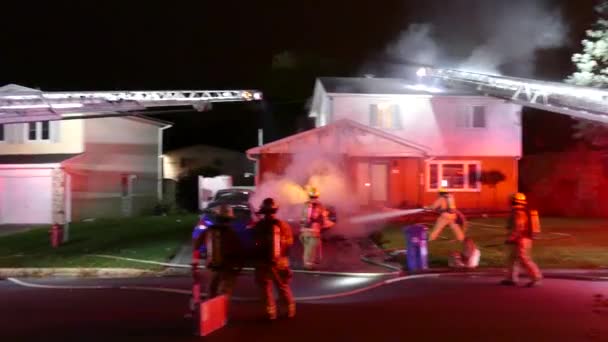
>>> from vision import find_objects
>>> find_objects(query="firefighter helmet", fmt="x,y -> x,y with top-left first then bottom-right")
258,197 -> 279,214
307,186 -> 320,199
215,204 -> 235,219
438,187 -> 449,195
511,192 -> 527,206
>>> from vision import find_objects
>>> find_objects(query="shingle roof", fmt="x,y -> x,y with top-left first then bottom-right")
318,77 -> 479,96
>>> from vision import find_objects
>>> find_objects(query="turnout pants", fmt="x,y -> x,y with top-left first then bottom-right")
505,238 -> 542,282
207,268 -> 239,299
254,265 -> 295,318
300,229 -> 321,268
429,212 -> 464,241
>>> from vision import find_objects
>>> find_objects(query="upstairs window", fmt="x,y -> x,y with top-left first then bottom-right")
27,121 -> 50,141
457,106 -> 487,129
370,103 -> 402,130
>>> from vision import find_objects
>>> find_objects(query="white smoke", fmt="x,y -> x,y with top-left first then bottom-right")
250,145 -> 375,237
386,23 -> 442,66
384,0 -> 568,76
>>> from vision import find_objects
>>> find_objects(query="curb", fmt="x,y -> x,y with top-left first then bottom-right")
0,268 -> 158,279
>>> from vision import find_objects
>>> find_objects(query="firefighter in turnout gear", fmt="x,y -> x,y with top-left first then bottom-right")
252,198 -> 296,320
426,188 -> 465,242
500,192 -> 543,287
299,186 -> 333,269
193,204 -> 242,301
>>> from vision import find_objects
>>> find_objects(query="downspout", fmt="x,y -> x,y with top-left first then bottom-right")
158,124 -> 172,201
419,153 -> 435,207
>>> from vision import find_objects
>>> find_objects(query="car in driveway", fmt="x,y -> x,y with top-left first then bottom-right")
192,188 -> 257,258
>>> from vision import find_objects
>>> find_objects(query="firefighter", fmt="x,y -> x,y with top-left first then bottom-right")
193,204 -> 242,301
500,192 -> 543,287
299,187 -> 323,269
252,198 -> 296,320
426,188 -> 465,242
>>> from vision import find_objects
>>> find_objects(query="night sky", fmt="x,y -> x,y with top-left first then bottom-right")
0,0 -> 597,153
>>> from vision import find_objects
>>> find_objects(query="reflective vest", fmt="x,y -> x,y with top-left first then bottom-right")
254,219 -> 283,263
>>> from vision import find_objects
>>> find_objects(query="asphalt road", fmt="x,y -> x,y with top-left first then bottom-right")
1,274 -> 607,341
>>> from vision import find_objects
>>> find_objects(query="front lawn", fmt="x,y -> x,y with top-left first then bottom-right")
379,217 -> 608,269
0,215 -> 197,269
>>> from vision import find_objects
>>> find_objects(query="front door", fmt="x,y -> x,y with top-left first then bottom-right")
356,161 -> 388,206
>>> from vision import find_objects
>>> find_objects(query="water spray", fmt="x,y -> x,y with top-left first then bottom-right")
349,208 -> 426,224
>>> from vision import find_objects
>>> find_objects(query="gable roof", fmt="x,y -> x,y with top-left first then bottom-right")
0,84 -> 42,95
247,119 -> 431,157
318,77 -> 479,96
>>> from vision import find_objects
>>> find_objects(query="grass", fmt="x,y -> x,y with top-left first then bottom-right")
0,215 -> 197,270
379,217 -> 608,269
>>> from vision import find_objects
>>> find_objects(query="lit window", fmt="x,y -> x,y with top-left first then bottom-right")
370,103 -> 401,129
427,161 -> 481,191
27,121 -> 52,141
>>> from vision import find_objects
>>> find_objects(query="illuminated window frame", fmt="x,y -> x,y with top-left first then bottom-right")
26,121 -> 52,142
426,160 -> 482,192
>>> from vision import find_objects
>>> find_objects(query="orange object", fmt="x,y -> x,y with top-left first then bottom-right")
194,295 -> 228,336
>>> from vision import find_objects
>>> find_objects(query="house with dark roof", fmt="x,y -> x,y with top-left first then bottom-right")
247,77 -> 522,211
0,109 -> 171,224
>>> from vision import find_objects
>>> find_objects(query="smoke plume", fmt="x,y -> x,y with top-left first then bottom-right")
384,0 -> 568,76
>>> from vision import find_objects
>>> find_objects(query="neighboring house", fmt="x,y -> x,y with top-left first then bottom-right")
0,115 -> 171,224
162,144 -> 254,185
247,77 -> 522,211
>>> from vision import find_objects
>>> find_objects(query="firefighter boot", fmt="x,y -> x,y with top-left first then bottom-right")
500,279 -> 517,286
267,305 -> 277,321
287,303 -> 296,319
526,279 -> 542,288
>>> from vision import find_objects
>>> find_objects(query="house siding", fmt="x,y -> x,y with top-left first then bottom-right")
327,95 -> 522,158
259,154 -> 517,211
63,117 -> 162,220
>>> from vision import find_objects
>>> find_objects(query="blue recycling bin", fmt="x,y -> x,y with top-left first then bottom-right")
403,224 -> 429,272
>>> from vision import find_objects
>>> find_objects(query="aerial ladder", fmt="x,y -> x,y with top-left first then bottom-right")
417,67 -> 608,124
0,84 -> 263,124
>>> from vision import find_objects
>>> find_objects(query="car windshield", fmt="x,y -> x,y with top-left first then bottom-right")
214,191 -> 250,202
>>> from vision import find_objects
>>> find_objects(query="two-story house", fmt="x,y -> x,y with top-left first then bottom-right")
246,77 -> 522,211
0,115 -> 171,224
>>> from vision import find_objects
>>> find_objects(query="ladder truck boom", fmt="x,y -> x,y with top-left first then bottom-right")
419,67 -> 608,124
0,87 -> 263,124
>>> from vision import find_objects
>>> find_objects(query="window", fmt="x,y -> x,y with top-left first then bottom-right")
472,106 -> 486,128
27,121 -> 51,141
0,124 -> 4,141
427,161 -> 481,191
457,106 -> 486,129
370,103 -> 401,129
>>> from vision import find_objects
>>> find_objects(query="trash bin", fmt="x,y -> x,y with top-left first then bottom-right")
403,224 -> 429,272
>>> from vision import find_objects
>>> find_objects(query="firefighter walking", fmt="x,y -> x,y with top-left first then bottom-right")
252,198 -> 296,320
500,192 -> 543,287
193,204 -> 242,301
426,188 -> 465,242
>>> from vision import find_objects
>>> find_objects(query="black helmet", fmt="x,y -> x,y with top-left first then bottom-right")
257,197 -> 278,214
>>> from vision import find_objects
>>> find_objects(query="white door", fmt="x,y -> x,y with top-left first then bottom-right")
356,162 -> 371,206
1,176 -> 53,224
370,164 -> 388,203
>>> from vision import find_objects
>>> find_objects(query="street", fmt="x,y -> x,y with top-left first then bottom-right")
1,273 -> 607,341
